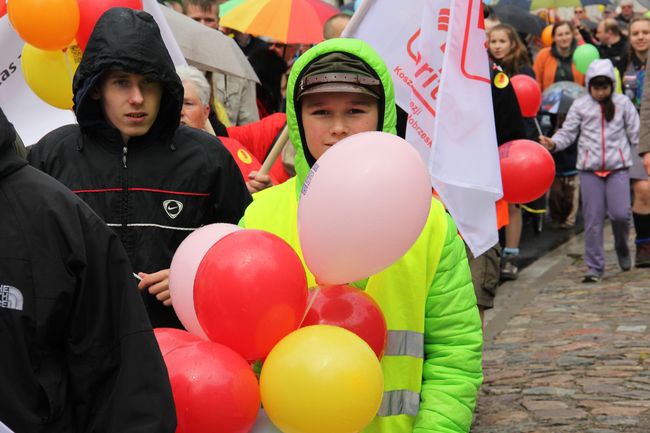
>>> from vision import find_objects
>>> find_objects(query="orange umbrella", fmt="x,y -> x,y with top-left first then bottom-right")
219,0 -> 339,45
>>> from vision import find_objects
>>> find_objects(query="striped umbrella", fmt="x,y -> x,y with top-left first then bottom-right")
219,0 -> 340,44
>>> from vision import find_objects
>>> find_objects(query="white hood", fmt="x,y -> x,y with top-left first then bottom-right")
585,58 -> 616,87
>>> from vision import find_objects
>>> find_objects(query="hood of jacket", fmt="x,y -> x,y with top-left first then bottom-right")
0,108 -> 28,179
286,38 -> 397,194
73,7 -> 183,142
585,58 -> 616,87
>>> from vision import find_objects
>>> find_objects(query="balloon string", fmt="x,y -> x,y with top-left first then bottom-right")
299,285 -> 322,327
533,118 -> 543,138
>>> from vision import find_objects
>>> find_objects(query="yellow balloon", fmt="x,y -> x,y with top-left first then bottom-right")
21,42 -> 82,110
260,325 -> 384,433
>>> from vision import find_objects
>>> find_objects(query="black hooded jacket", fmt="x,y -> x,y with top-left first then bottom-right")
0,109 -> 175,431
28,8 -> 252,328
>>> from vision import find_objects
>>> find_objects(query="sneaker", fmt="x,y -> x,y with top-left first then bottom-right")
618,252 -> 631,271
635,242 -> 650,268
582,272 -> 601,283
501,259 -> 519,281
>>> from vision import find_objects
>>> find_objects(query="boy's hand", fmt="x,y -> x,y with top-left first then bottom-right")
538,136 -> 555,151
138,269 -> 172,306
246,170 -> 273,194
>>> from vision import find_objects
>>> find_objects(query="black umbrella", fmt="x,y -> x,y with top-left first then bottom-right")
492,4 -> 546,36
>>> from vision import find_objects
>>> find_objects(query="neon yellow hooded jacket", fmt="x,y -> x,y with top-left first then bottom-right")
241,38 -> 483,433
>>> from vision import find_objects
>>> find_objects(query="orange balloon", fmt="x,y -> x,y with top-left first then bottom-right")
8,0 -> 79,51
541,25 -> 553,48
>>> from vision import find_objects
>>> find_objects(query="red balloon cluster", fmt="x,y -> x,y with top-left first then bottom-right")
499,139 -> 555,203
510,74 -> 542,118
302,285 -> 387,359
158,228 -> 309,433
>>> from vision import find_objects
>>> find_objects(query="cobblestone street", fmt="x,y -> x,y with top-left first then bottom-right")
473,230 -> 650,433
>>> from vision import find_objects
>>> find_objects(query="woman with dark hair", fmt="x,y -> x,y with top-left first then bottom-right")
534,21 -> 584,231
533,21 -> 585,91
539,59 -> 639,283
621,17 -> 650,267
487,23 -> 535,280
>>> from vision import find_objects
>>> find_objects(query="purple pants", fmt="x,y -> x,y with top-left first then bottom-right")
579,170 -> 631,276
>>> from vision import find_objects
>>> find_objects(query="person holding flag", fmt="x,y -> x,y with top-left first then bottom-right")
241,38 -> 482,433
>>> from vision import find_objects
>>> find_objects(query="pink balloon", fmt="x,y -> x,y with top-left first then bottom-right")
298,131 -> 432,284
169,223 -> 242,338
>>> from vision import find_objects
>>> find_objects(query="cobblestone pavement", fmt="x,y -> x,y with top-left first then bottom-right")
473,230 -> 650,433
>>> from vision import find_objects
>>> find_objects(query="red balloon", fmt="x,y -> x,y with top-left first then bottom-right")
499,139 -> 555,203
76,0 -> 143,50
510,74 -> 541,118
194,230 -> 308,361
0,1 -> 6,18
302,285 -> 387,359
153,327 -> 201,357
165,341 -> 260,433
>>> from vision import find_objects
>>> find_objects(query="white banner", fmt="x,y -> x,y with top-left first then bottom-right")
0,16 -> 76,146
344,0 -> 502,256
423,0 -> 502,255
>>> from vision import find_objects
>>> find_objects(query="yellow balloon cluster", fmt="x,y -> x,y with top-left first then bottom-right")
260,325 -> 384,433
21,42 -> 82,110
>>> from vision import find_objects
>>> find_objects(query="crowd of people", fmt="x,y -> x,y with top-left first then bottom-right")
2,0 -> 650,432
483,3 -> 650,286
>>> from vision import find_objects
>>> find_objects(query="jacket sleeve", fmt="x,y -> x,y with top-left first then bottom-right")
236,79 -> 261,126
414,215 -> 483,433
207,143 -> 253,224
639,55 -> 650,155
551,102 -> 583,151
227,113 -> 287,162
623,98 -> 640,147
66,213 -> 176,433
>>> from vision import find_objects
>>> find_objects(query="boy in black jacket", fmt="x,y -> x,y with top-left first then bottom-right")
0,109 -> 175,431
28,8 -> 252,328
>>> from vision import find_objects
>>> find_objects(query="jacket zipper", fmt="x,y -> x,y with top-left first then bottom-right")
600,105 -> 606,170
121,145 -> 130,250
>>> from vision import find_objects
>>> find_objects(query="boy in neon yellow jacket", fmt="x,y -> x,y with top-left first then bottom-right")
241,38 -> 482,433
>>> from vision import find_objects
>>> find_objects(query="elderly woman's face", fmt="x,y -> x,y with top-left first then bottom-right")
180,80 -> 210,130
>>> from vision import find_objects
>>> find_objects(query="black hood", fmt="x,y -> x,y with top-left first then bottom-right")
0,108 -> 28,179
73,7 -> 183,141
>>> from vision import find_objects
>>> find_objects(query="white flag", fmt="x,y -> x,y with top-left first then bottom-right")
344,0 -> 502,256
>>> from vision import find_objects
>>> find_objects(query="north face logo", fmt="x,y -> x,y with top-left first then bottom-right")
0,284 -> 24,311
163,200 -> 183,219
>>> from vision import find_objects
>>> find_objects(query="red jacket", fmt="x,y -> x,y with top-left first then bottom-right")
227,113 -> 290,183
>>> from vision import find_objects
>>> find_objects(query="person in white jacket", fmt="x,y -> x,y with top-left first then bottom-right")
540,59 -> 640,282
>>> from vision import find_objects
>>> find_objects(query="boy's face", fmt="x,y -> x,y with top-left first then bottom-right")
301,91 -> 379,160
97,70 -> 163,143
